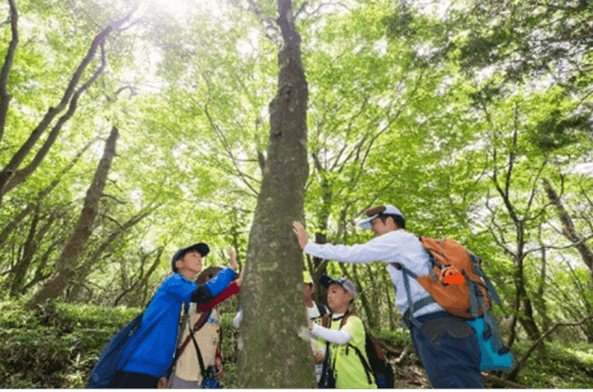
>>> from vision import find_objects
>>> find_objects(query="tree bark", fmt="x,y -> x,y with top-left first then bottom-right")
26,126 -> 119,308
237,0 -> 313,387
542,178 -> 593,280
0,0 -> 18,143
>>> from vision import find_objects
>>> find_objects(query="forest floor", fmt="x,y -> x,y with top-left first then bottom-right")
1,300 -> 592,388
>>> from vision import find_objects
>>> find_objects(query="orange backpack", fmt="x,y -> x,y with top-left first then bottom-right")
393,237 -> 502,324
394,236 -> 511,367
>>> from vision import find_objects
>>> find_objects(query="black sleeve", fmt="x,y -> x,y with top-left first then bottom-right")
190,284 -> 215,305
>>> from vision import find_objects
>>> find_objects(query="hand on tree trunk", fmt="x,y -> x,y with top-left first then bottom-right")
292,221 -> 309,249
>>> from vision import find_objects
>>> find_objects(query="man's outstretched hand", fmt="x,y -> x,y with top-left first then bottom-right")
292,221 -> 309,249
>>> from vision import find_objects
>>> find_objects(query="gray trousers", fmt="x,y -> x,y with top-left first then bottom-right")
169,374 -> 201,389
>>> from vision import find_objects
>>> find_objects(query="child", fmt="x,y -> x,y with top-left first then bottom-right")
309,274 -> 377,389
169,249 -> 242,388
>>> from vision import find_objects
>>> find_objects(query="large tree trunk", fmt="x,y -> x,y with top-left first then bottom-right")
543,178 -> 593,280
236,0 -> 313,387
26,126 -> 119,308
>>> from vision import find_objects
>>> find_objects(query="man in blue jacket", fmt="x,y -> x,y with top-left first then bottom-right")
106,242 -> 238,388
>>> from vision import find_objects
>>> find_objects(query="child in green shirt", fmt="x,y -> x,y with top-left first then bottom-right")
309,274 -> 377,389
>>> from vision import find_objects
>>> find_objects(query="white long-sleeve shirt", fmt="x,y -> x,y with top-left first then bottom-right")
304,229 -> 444,318
310,313 -> 352,344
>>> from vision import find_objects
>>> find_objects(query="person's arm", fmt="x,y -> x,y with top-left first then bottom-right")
310,324 -> 352,345
304,236 -> 396,264
190,267 -> 238,305
214,340 -> 223,381
195,282 -> 240,312
233,308 -> 243,329
293,221 -> 399,264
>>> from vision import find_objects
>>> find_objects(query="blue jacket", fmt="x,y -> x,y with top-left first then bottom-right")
120,268 -> 236,378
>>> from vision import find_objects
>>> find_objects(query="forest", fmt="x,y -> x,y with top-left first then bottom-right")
0,0 -> 592,388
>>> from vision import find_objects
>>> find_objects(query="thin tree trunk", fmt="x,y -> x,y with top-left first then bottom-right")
0,139 -> 94,251
237,0 -> 312,387
536,224 -> 552,332
66,206 -> 155,302
21,237 -> 61,294
0,0 -> 18,143
362,264 -> 379,329
543,178 -> 593,280
26,126 -> 119,308
310,153 -> 331,303
505,315 -> 593,381
9,208 -> 40,297
0,10 -> 135,206
382,270 -> 397,330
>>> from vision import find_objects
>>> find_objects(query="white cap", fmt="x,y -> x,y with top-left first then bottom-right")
358,204 -> 404,229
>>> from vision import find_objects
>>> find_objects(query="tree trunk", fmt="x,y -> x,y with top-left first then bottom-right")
364,264 -> 380,329
66,206 -> 154,302
9,209 -> 54,297
26,126 -> 119,308
536,224 -> 552,333
9,208 -> 40,297
0,139 -> 94,251
382,270 -> 397,330
236,0 -> 313,387
0,9 -> 135,206
0,0 -> 18,143
505,315 -> 593,381
311,152 -> 332,303
542,178 -> 593,280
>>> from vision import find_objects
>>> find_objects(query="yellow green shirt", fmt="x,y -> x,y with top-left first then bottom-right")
322,314 -> 377,389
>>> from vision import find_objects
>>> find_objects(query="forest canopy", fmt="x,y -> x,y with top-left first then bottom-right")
0,0 -> 592,388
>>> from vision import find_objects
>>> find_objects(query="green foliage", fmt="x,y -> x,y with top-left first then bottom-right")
0,300 -> 140,388
0,0 -> 592,384
512,340 -> 593,388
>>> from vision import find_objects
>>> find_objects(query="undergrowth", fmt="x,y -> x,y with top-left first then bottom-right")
1,300 -> 591,388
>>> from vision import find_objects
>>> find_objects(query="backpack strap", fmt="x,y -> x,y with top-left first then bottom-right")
474,293 -> 507,352
315,301 -> 328,317
167,303 -> 192,384
319,316 -> 335,387
392,263 -> 435,329
469,254 -> 502,305
177,308 -> 213,357
345,341 -> 374,385
187,309 -> 214,377
321,313 -> 331,328
340,311 -> 357,327
340,313 -> 374,386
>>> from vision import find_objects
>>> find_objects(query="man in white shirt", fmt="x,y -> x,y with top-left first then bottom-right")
292,204 -> 483,388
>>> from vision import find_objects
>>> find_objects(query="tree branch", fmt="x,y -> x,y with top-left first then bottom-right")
5,43 -> 108,194
0,8 -> 138,204
506,314 -> 593,381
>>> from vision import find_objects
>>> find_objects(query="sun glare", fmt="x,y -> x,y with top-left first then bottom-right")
164,0 -> 189,18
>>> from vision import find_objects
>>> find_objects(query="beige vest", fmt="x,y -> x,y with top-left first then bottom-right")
175,306 -> 220,382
